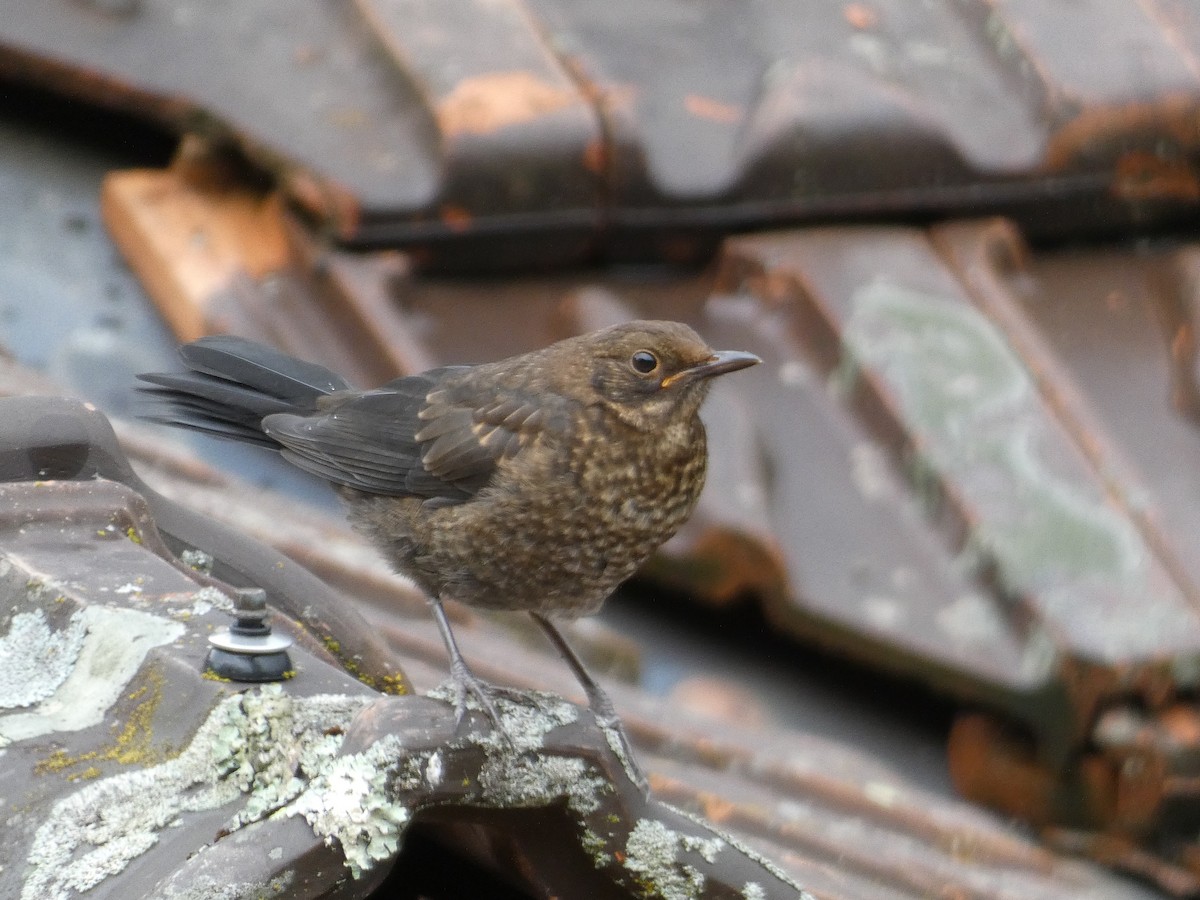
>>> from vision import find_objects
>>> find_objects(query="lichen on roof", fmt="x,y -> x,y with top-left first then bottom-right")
0,600 -> 184,747
624,819 -> 709,900
286,733 -> 411,878
20,685 -> 373,900
0,608 -> 86,709
430,683 -> 612,816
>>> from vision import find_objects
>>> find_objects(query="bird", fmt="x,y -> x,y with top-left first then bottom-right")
137,321 -> 760,750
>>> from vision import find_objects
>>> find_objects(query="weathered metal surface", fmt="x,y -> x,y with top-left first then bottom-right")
100,177 -> 1200,887
707,222 -> 1200,891
0,394 -> 1158,898
0,399 -> 812,900
716,224 -> 1200,731
5,0 -> 1200,265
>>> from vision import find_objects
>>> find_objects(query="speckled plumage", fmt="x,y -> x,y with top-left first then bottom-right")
139,321 -> 758,741
346,385 -> 709,618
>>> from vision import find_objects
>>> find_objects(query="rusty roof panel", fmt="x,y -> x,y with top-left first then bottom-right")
0,394 -> 1160,899
723,226 -> 1200,665
3,0 -> 1200,265
94,162 -> 1200,882
0,406 -> 815,900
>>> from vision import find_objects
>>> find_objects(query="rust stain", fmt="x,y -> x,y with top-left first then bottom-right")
1161,704 -> 1200,744
582,138 -> 608,177
102,157 -> 291,343
440,204 -> 474,233
947,714 -> 1059,826
436,70 -> 578,137
1170,322 -> 1194,363
683,94 -> 742,125
1044,95 -> 1200,172
843,3 -> 878,29
1112,150 -> 1200,201
283,168 -> 362,241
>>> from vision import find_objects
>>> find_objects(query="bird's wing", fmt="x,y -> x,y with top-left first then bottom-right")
261,367 -> 561,503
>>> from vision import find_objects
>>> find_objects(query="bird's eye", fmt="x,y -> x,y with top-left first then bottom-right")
630,350 -> 659,374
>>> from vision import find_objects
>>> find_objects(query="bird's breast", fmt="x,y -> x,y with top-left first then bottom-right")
573,411 -> 707,541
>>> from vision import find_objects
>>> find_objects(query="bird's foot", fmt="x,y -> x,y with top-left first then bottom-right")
581,685 -> 648,792
448,658 -> 515,746
591,708 -> 648,794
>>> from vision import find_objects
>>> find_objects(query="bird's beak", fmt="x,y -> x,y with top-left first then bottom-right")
660,350 -> 761,389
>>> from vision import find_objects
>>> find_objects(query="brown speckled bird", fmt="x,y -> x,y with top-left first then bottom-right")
139,321 -> 759,740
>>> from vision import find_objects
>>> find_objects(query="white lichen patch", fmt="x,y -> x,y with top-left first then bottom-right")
742,883 -> 766,900
658,801 -> 813,898
482,751 -> 609,817
624,819 -> 706,900
286,733 -> 411,879
424,750 -> 443,787
427,682 -> 579,754
21,686 -> 372,900
0,609 -> 87,709
175,585 -> 234,618
680,832 -> 725,864
0,605 -> 183,747
844,278 -> 1200,660
178,548 -> 215,576
155,869 -> 294,900
426,685 -> 611,817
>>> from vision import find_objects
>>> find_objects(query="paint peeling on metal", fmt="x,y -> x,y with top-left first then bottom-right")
436,71 -> 580,136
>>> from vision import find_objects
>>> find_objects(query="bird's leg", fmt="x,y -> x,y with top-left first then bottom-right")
428,594 -> 509,740
531,612 -> 648,792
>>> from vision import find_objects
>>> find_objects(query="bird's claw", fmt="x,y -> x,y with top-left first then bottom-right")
591,711 -> 648,793
448,659 -> 515,747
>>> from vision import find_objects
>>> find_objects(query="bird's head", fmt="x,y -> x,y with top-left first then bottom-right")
565,320 -> 760,431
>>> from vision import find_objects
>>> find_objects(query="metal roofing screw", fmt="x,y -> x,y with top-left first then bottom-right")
205,587 -> 294,682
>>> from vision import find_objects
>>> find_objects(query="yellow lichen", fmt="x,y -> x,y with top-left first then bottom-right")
379,672 -> 410,696
321,634 -> 410,694
34,666 -> 169,776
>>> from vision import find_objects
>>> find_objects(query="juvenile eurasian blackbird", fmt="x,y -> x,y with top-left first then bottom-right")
138,321 -> 759,738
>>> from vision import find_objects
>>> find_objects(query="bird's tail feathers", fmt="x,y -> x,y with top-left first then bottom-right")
137,335 -> 352,447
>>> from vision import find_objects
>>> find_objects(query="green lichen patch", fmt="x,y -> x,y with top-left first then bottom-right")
178,548 -> 215,575
286,734 -> 411,878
